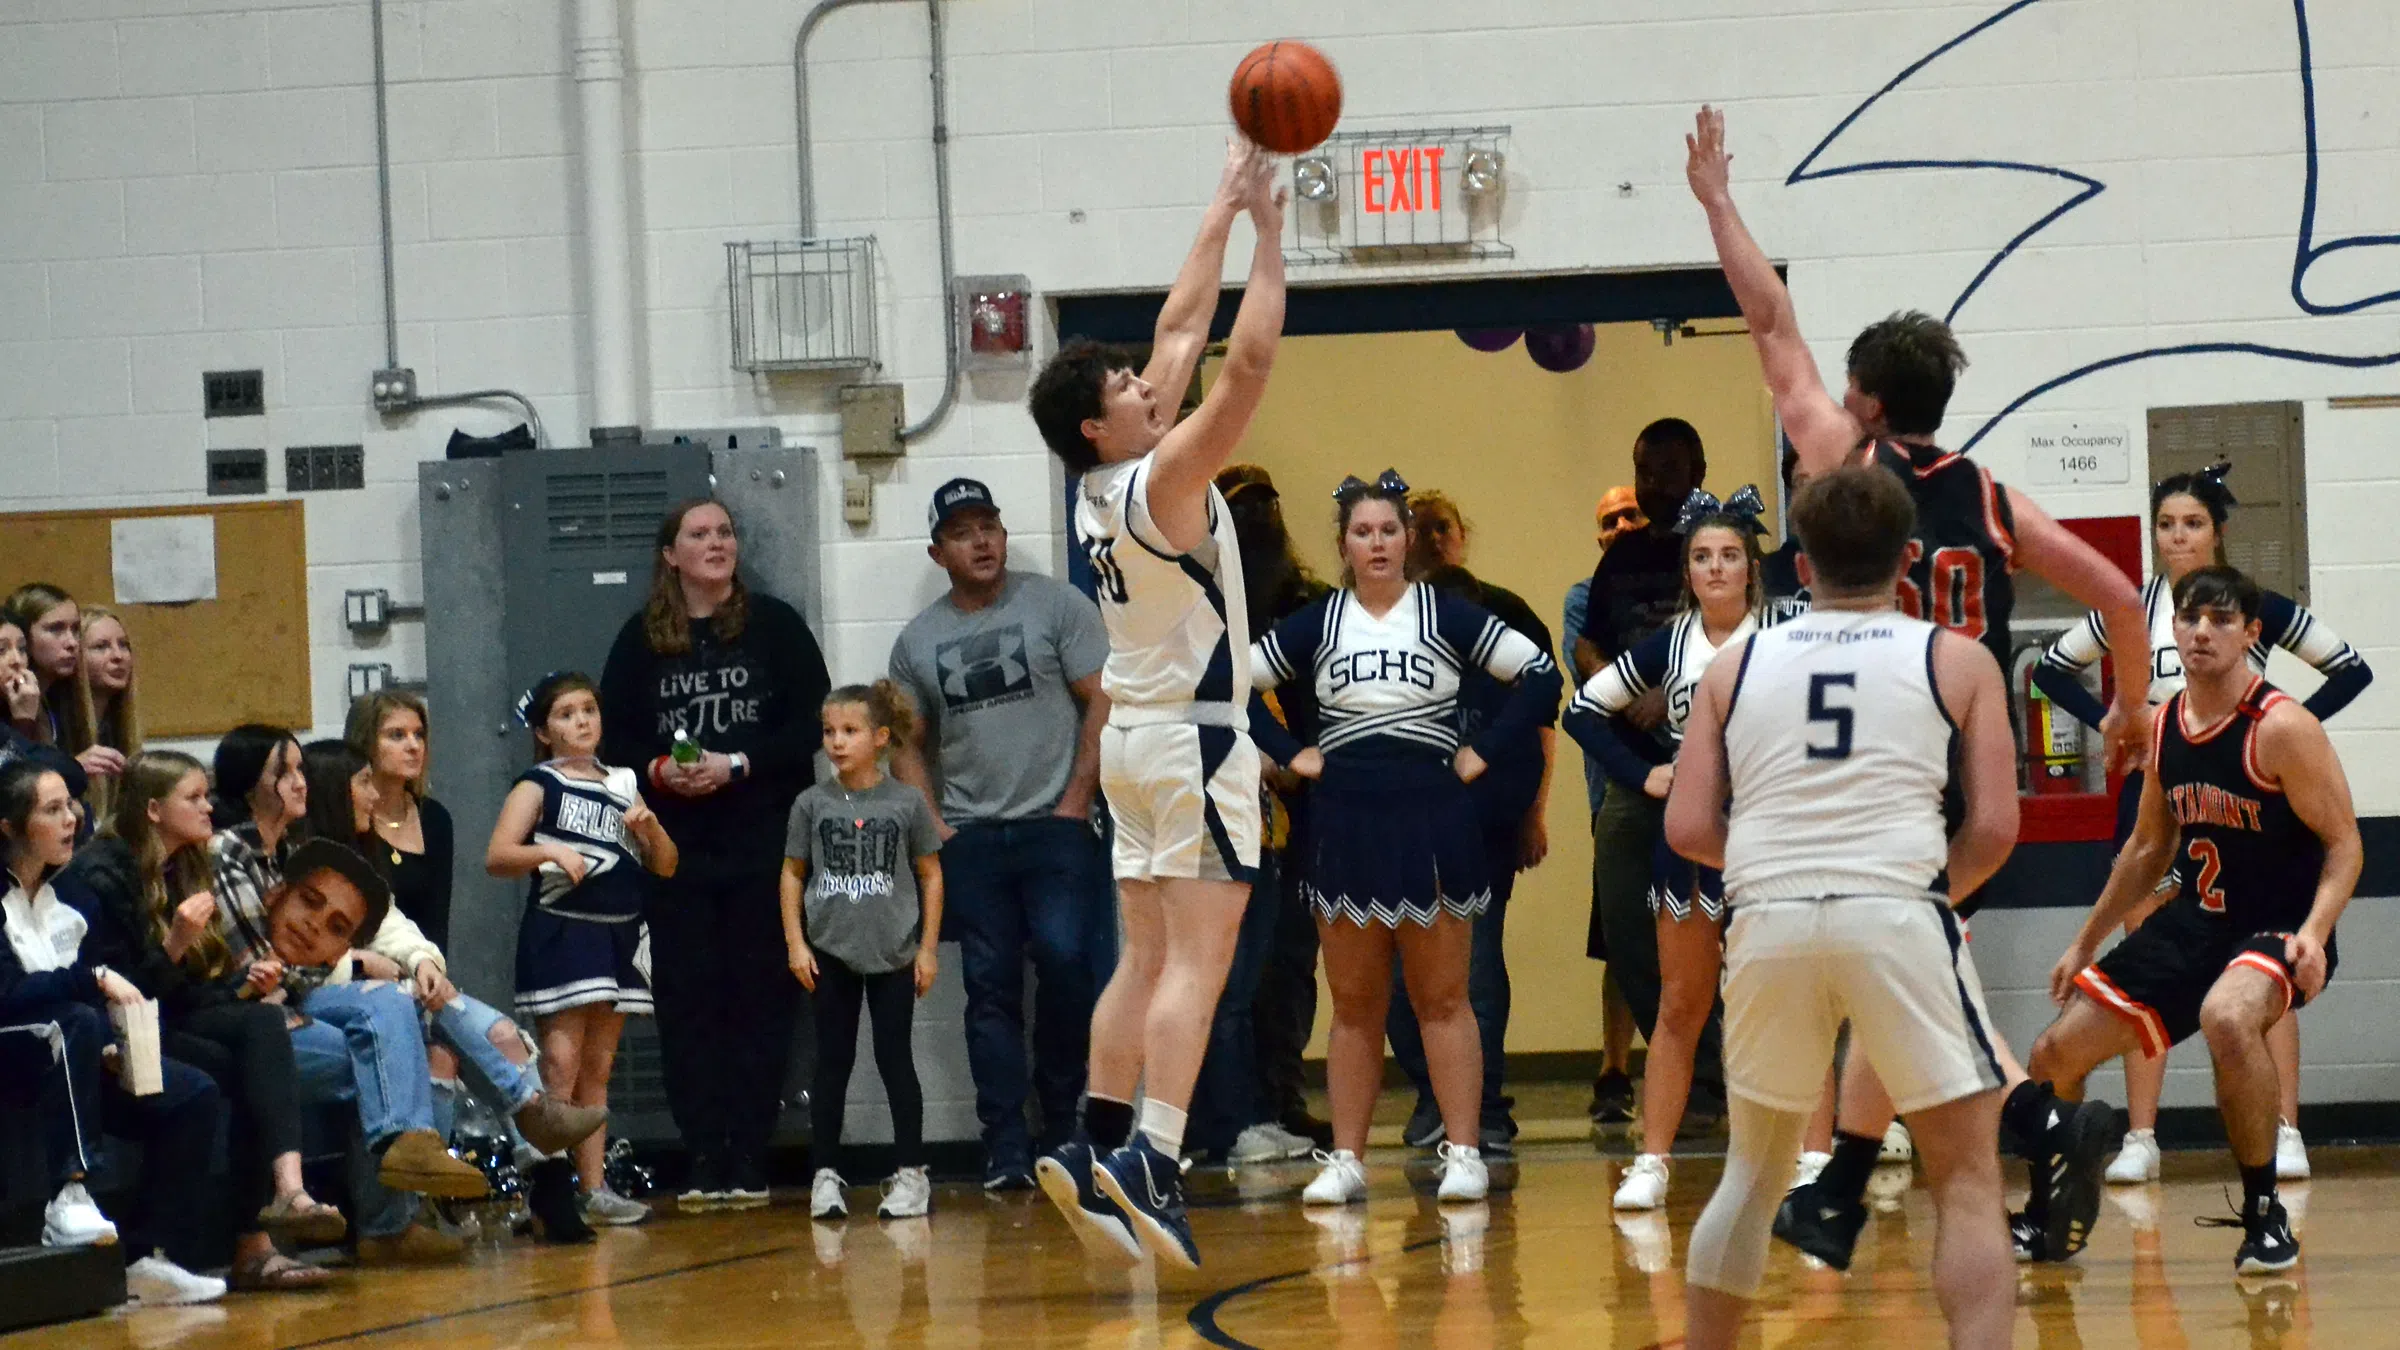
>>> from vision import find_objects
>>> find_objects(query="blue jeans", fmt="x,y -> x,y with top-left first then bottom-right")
1388,817 -> 1518,1134
292,982 -> 441,1239
427,993 -> 540,1139
945,815 -> 1116,1163
1190,848 -> 1280,1155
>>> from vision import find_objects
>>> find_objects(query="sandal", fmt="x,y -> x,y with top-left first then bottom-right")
231,1252 -> 335,1292
256,1192 -> 348,1246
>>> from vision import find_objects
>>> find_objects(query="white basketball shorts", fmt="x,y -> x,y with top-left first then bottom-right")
1099,722 -> 1261,885
1720,896 -> 2006,1116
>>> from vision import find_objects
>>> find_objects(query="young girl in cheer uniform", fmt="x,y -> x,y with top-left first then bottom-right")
1564,487 -> 1769,1212
488,672 -> 678,1226
785,682 -> 945,1224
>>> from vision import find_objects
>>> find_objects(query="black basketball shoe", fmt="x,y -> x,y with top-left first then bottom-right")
1772,1177 -> 1869,1271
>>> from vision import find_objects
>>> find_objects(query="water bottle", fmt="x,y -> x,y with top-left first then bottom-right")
670,727 -> 701,767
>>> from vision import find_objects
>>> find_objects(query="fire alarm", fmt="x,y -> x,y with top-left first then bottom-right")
957,274 -> 1033,371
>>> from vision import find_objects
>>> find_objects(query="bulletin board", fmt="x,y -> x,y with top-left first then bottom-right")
0,500 -> 311,738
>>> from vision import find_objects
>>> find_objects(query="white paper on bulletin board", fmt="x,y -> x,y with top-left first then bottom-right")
111,515 -> 219,604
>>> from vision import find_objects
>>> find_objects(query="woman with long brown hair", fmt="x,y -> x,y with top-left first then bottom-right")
599,498 -> 828,1205
78,606 -> 141,820
60,749 -> 343,1290
2,583 -> 117,790
345,689 -> 456,952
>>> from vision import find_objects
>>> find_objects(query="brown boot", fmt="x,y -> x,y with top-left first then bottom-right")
377,1129 -> 492,1200
515,1096 -> 610,1156
356,1222 -> 467,1266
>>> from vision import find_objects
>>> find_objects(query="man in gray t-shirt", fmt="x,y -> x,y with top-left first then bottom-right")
889,478 -> 1115,1188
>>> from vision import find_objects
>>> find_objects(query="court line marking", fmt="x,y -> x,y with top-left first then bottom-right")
272,1241 -> 805,1350
1184,1235 -> 1450,1349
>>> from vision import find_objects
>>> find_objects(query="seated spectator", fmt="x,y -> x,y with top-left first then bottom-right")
0,616 -> 89,804
0,760 -> 227,1305
298,737 -> 607,1240
346,691 -> 455,953
2,584 -> 120,792
62,749 -> 345,1291
210,726 -> 490,1265
78,607 -> 141,822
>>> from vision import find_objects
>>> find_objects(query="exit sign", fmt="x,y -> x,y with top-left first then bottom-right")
1362,147 -> 1446,214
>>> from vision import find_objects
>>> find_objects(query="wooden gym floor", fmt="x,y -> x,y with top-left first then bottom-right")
15,1132 -> 2395,1350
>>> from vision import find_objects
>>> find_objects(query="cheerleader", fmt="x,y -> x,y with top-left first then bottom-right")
1562,486 -> 1767,1212
487,672 -> 679,1225
1249,471 -> 1562,1208
2034,462 -> 2371,1184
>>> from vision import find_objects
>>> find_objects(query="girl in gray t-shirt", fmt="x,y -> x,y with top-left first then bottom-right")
780,681 -> 944,1222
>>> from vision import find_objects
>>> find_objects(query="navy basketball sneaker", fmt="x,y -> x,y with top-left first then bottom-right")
1090,1135 -> 1200,1270
1034,1138 -> 1141,1264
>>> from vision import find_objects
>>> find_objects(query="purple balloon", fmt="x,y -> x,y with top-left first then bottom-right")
1455,327 -> 1523,353
1525,323 -> 1596,373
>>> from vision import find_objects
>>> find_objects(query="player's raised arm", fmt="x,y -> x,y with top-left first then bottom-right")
1147,149 -> 1287,548
1139,139 -> 1252,410
2260,702 -> 2362,998
1663,635 -> 1744,871
2006,487 -> 2151,772
1930,629 -> 2020,901
1685,105 -> 1860,475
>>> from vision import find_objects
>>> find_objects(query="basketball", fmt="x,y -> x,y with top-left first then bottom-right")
1229,40 -> 1342,154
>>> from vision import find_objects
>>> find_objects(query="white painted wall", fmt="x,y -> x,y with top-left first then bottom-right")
7,0 -> 2396,786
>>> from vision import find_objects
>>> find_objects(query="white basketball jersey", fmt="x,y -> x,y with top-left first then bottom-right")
1721,608 -> 1955,903
1074,456 -> 1251,711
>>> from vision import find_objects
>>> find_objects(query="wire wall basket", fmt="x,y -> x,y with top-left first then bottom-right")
1284,126 -> 1515,267
727,237 -> 880,373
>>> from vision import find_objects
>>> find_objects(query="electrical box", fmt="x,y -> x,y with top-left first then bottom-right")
205,448 -> 268,496
838,383 -> 905,460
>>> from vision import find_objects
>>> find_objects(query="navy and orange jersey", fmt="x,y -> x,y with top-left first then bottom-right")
1857,439 -> 2018,676
2151,678 -> 2324,934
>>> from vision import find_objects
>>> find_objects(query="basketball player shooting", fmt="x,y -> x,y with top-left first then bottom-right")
1667,465 -> 2021,1350
1025,139 -> 1288,1271
1686,104 -> 2155,1266
2026,566 -> 2359,1274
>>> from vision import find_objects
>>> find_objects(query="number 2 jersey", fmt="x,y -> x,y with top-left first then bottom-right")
2150,677 -> 2323,934
1859,439 -> 2017,675
1073,456 -> 1252,713
1721,609 -> 1957,904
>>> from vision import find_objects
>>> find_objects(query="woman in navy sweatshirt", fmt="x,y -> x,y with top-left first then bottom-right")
600,498 -> 829,1206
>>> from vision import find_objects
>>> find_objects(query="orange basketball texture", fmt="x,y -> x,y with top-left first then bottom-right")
1229,41 -> 1342,154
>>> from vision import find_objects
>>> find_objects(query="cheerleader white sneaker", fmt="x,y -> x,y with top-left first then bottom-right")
809,1168 -> 848,1221
2275,1122 -> 2310,1181
1434,1142 -> 1487,1203
878,1167 -> 932,1220
1613,1154 -> 1670,1211
2105,1128 -> 2161,1183
1301,1150 -> 1368,1206
1790,1150 -> 1832,1192
1880,1121 -> 1914,1165
41,1183 -> 116,1247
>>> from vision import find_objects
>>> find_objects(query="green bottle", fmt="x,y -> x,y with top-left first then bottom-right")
670,728 -> 702,767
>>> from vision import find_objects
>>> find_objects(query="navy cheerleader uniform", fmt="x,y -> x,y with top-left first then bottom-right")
514,761 -> 655,1019
1563,608 -> 1758,922
1250,583 -> 1561,927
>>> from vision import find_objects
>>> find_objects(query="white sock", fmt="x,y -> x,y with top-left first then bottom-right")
1138,1099 -> 1188,1160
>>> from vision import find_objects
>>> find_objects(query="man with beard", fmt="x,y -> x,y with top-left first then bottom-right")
888,478 -> 1116,1191
1188,464 -> 1334,1161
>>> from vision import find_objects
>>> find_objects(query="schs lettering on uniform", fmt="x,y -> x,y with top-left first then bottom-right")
1325,647 -> 1438,695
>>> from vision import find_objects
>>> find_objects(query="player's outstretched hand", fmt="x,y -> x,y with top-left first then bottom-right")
2048,941 -> 2095,1007
1686,105 -> 1732,207
2099,703 -> 2149,775
1218,137 -> 1269,209
2285,931 -> 2329,1001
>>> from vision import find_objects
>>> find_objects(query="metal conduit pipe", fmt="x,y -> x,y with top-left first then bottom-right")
794,0 -> 961,443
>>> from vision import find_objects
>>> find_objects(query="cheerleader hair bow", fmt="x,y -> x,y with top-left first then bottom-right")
2192,459 -> 2238,506
1333,468 -> 1411,502
1675,484 -> 1768,536
513,672 -> 571,727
